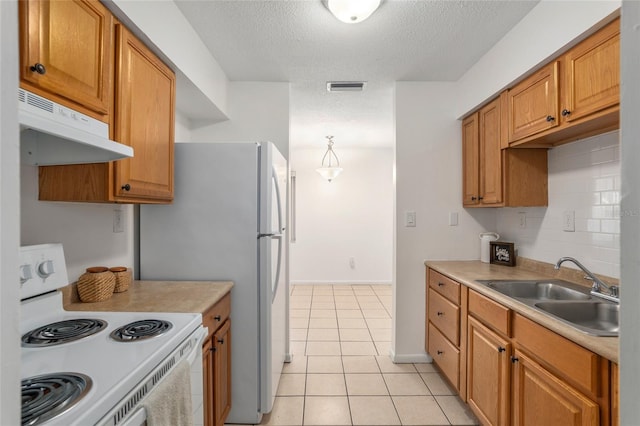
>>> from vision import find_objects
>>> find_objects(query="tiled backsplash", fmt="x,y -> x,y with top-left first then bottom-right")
497,130 -> 620,279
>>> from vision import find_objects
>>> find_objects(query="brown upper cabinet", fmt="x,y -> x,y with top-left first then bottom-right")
562,18 -> 620,123
30,1 -> 176,204
507,62 -> 560,143
112,24 -> 175,202
19,0 -> 113,120
507,18 -> 619,147
462,93 -> 548,208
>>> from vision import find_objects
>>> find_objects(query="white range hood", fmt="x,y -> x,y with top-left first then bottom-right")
18,89 -> 133,166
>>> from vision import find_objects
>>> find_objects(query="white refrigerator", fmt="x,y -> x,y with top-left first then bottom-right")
139,142 -> 288,425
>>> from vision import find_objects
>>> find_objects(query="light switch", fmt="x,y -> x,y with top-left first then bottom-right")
405,211 -> 416,227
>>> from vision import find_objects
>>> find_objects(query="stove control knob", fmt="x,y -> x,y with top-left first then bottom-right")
20,264 -> 33,284
37,260 -> 55,278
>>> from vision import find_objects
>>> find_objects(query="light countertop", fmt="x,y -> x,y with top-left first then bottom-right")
425,260 -> 618,363
63,280 -> 234,315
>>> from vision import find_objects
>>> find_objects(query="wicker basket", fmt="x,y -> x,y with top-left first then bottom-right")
110,266 -> 131,293
77,266 -> 115,302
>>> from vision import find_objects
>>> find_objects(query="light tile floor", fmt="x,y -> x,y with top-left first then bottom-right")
227,284 -> 478,426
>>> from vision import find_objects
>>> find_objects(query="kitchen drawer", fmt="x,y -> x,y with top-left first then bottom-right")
513,313 -> 601,397
428,288 -> 460,345
428,322 -> 460,390
428,269 -> 461,304
469,289 -> 511,337
203,293 -> 231,338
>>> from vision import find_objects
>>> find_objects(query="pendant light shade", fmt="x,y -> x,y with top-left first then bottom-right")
316,136 -> 343,182
327,0 -> 381,24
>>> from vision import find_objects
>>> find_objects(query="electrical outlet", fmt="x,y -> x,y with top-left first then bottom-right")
518,212 -> 527,229
448,212 -> 458,226
113,208 -> 124,233
563,210 -> 575,232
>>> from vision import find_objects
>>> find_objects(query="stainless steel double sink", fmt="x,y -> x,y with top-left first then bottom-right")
475,279 -> 619,337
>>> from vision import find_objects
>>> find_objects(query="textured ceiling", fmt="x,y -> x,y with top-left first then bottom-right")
175,0 -> 540,147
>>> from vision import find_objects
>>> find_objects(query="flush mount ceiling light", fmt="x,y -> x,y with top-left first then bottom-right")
326,0 -> 381,24
316,136 -> 343,182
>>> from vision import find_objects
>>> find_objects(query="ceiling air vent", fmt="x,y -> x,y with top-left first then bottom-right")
327,81 -> 366,92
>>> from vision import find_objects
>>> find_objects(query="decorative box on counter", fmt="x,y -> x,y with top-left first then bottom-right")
489,241 -> 516,266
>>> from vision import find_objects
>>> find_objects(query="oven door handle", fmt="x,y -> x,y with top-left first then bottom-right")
187,326 -> 208,365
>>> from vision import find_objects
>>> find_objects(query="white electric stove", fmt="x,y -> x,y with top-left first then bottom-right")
19,244 -> 205,426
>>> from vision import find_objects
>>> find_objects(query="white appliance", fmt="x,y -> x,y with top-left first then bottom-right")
18,88 -> 133,165
19,244 -> 205,426
140,142 -> 288,424
479,232 -> 500,263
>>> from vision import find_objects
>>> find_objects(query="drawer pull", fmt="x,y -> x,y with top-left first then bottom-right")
438,282 -> 444,287
217,338 -> 224,344
511,356 -> 519,363
436,311 -> 444,316
214,315 -> 222,321
437,350 -> 444,355
498,347 -> 506,353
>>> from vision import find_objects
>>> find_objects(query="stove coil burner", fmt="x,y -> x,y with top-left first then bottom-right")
110,319 -> 173,342
21,372 -> 91,426
22,319 -> 107,347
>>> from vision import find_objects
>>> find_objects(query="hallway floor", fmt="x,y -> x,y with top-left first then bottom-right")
229,284 -> 479,426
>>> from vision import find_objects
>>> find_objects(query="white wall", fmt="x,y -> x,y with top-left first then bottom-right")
0,0 -> 21,423
497,131 -> 620,278
394,82 -> 496,362
620,1 -> 640,421
290,147 -> 393,284
190,82 -> 290,160
393,2 -> 620,363
455,1 -> 621,117
108,0 -> 229,122
20,166 -> 136,282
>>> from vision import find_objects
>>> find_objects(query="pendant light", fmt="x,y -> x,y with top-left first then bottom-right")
316,136 -> 343,182
326,0 -> 381,24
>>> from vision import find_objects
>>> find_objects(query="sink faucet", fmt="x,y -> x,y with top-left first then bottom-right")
554,257 -> 619,302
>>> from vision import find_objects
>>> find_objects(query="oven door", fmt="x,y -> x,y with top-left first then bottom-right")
100,326 -> 207,426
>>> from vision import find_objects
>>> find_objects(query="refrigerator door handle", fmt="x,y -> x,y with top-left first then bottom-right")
272,166 -> 284,232
271,234 -> 283,303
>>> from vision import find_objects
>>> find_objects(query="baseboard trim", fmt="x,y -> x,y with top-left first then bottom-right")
290,281 -> 392,286
389,349 -> 433,364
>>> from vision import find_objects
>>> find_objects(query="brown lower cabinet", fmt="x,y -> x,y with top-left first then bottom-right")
202,294 -> 232,426
426,267 -> 613,426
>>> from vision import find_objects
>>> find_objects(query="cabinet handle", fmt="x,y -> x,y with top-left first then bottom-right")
217,338 -> 224,344
498,347 -> 506,353
214,315 -> 221,321
511,356 -> 519,363
436,311 -> 444,316
30,63 -> 46,75
561,109 -> 571,117
478,196 -> 484,200
437,282 -> 444,287
437,350 -> 443,355
546,115 -> 555,122
121,184 -> 131,191
210,347 -> 215,352
471,196 -> 477,201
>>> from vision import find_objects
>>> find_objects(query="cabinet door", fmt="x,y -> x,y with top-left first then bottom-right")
213,320 -> 232,426
114,24 -> 175,202
512,350 -> 599,426
203,337 -> 214,426
508,62 -> 559,142
20,0 -> 112,115
563,19 -> 619,123
479,97 -> 503,205
467,316 -> 511,426
462,113 -> 479,206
